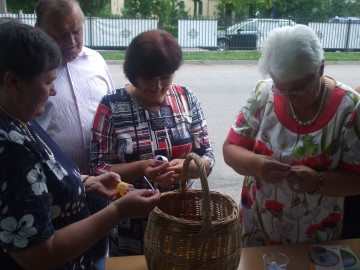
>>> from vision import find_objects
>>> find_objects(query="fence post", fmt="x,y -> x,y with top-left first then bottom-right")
344,19 -> 351,52
0,0 -> 6,13
89,15 -> 93,48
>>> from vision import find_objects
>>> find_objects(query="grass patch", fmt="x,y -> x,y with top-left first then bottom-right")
99,50 -> 360,62
323,52 -> 360,61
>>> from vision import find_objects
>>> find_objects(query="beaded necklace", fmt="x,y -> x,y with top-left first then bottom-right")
288,76 -> 328,126
0,106 -> 54,158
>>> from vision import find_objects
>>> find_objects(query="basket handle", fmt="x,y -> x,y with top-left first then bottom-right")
180,152 -> 212,234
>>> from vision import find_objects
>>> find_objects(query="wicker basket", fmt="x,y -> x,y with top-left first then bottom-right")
144,153 -> 241,270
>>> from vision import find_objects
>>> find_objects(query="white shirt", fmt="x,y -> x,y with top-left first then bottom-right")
36,47 -> 115,174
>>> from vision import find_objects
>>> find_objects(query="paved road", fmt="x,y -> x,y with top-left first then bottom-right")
108,61 -> 360,204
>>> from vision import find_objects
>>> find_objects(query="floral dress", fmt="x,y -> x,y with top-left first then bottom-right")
0,119 -> 91,269
226,77 -> 360,247
90,83 -> 215,256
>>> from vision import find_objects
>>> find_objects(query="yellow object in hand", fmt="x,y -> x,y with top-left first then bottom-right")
116,182 -> 131,197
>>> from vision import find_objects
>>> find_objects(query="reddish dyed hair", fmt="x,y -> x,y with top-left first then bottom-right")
124,29 -> 182,86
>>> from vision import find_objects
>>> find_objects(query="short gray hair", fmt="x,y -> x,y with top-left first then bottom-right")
258,24 -> 324,82
35,0 -> 84,27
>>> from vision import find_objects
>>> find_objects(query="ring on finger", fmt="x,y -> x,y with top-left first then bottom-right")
293,183 -> 300,190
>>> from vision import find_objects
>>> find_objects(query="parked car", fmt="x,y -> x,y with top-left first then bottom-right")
217,18 -> 296,51
329,16 -> 360,23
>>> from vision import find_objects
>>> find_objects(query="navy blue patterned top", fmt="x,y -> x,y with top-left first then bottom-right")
0,118 -> 91,269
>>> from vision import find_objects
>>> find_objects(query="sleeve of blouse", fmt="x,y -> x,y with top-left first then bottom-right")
339,97 -> 360,174
226,80 -> 268,150
186,87 -> 215,170
90,95 -> 118,176
0,142 -> 54,252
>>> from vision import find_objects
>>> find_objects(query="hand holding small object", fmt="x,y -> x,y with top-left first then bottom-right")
116,182 -> 134,197
143,176 -> 155,193
153,155 -> 169,164
116,176 -> 155,197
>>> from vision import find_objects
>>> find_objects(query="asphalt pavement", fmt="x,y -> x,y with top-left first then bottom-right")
108,61 -> 360,205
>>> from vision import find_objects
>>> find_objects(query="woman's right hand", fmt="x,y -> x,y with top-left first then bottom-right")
113,189 -> 161,219
257,155 -> 291,184
223,141 -> 290,184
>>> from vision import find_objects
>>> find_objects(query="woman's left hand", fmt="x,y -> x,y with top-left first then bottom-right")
286,165 -> 319,193
84,172 -> 121,200
151,158 -> 208,187
149,159 -> 184,187
164,158 -> 185,183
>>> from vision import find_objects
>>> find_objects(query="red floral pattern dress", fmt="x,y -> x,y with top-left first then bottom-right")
226,77 -> 360,247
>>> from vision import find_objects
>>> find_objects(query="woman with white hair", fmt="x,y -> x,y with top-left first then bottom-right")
223,24 -> 360,247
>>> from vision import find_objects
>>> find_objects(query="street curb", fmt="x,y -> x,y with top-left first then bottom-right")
106,60 -> 360,65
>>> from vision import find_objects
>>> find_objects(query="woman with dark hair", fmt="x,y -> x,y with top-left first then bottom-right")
90,29 -> 215,256
0,22 -> 160,269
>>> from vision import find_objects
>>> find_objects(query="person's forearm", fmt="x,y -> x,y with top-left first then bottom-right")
11,203 -> 121,270
223,140 -> 260,177
316,169 -> 360,196
109,159 -> 151,182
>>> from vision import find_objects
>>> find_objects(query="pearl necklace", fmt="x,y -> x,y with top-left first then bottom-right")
0,106 -> 54,158
288,76 -> 328,126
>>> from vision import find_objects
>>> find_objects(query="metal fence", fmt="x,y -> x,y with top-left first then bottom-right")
3,13 -> 360,52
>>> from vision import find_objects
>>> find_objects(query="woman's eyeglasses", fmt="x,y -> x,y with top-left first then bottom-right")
272,76 -> 316,96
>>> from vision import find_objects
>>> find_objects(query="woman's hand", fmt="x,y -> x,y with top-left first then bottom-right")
257,156 -> 291,184
150,158 -> 188,187
150,157 -> 210,187
114,189 -> 161,219
84,172 -> 121,200
286,165 -> 319,193
223,141 -> 290,182
145,161 -> 175,188
163,158 -> 184,183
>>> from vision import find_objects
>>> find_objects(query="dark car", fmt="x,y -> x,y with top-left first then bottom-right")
217,19 -> 295,51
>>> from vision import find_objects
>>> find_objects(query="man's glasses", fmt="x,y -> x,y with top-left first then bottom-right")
272,75 -> 316,96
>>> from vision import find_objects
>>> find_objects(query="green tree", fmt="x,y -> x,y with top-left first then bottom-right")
78,0 -> 111,16
121,0 -> 152,18
121,0 -> 188,19
120,0 -> 189,35
6,0 -> 37,13
217,0 -> 360,23
330,0 -> 360,18
6,0 -> 110,16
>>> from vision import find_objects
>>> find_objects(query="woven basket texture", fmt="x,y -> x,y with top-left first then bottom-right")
144,153 -> 241,270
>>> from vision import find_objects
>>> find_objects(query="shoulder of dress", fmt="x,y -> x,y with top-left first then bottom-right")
106,87 -> 129,98
169,83 -> 192,94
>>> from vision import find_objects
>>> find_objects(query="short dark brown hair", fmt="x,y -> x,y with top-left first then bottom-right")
123,29 -> 182,85
0,21 -> 61,85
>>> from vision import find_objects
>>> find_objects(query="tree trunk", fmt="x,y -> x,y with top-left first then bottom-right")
0,0 -> 7,13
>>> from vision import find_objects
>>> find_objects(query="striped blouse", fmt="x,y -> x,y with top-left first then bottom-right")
90,83 -> 215,189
